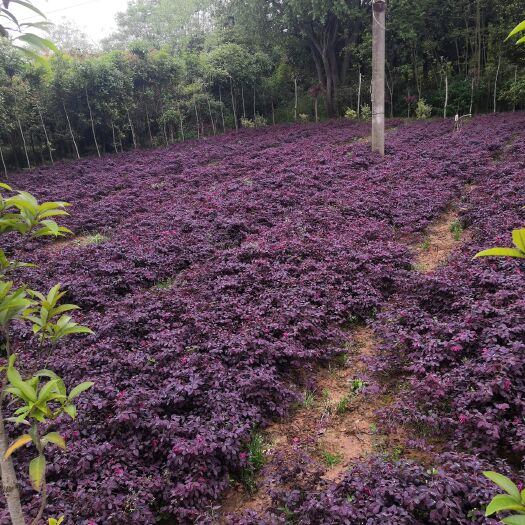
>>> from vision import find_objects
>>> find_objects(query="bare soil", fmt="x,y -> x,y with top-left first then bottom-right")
414,208 -> 470,273
219,327 -> 382,521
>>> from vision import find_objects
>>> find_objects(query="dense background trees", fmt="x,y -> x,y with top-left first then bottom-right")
0,0 -> 525,170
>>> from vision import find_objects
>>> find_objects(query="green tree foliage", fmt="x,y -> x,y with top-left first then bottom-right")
0,0 -> 56,56
0,0 -> 525,171
0,183 -> 93,525
483,471 -> 525,524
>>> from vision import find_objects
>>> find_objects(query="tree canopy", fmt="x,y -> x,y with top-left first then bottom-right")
0,0 -> 524,170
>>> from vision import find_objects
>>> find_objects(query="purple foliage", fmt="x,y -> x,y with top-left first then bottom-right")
238,454 -> 506,525
371,128 -> 525,460
1,115 -> 524,524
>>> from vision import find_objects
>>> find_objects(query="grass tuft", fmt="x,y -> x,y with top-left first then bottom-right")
450,221 -> 463,241
240,431 -> 267,493
75,232 -> 108,245
154,277 -> 176,289
321,450 -> 343,467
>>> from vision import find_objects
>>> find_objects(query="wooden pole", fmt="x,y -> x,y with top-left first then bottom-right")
371,0 -> 386,156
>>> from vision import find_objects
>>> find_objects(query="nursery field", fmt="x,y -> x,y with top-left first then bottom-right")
1,114 -> 524,524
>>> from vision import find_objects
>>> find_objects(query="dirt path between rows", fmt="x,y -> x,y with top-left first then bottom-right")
219,188 -> 474,523
414,207 -> 469,273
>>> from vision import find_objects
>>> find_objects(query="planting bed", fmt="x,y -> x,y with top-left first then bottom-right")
1,114 -> 524,524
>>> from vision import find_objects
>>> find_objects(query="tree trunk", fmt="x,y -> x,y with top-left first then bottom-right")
271,99 -> 275,125
0,144 -> 7,179
127,110 -> 137,149
63,103 -> 80,159
9,136 -> 20,170
1,402 -> 27,525
178,104 -> 185,141
207,97 -> 216,135
229,76 -> 238,131
194,100 -> 200,139
357,69 -> 362,117
320,53 -> 334,116
37,106 -> 53,164
476,0 -> 481,80
412,47 -> 422,99
145,105 -> 153,145
294,77 -> 298,121
85,90 -> 100,158
513,66 -> 518,112
310,47 -> 325,88
29,131 -> 37,165
16,115 -> 31,169
341,34 -> 354,85
328,46 -> 339,114
469,77 -> 475,115
219,85 -> 226,132
372,0 -> 386,156
455,38 -> 461,74
444,73 -> 448,119
253,81 -> 256,120
241,85 -> 246,119
493,54 -> 501,113
306,15 -> 338,117
162,122 -> 169,145
314,97 -> 318,123
111,122 -> 119,153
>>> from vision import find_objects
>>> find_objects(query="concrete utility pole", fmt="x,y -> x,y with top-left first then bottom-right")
371,0 -> 386,156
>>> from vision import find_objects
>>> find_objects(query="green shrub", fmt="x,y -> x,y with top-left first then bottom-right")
298,113 -> 309,123
240,117 -> 255,128
254,114 -> 268,127
416,98 -> 432,119
0,183 -> 93,523
360,104 -> 372,121
344,108 -> 358,120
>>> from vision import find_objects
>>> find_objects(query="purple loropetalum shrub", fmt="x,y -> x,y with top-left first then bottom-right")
1,114 -> 524,523
243,454 -> 507,525
371,131 -> 525,461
